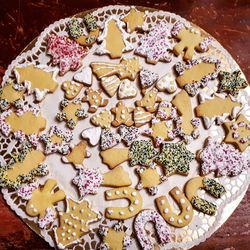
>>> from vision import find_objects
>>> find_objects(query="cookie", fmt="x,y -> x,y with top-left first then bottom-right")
61,141 -> 91,168
101,75 -> 121,97
96,17 -> 133,58
54,198 -> 100,249
199,138 -> 249,176
134,210 -> 171,250
47,34 -> 88,76
135,87 -> 162,112
185,176 -> 226,215
0,79 -> 26,111
56,99 -> 88,129
135,21 -> 172,64
26,179 -> 66,218
122,7 -> 146,33
156,101 -> 178,121
139,69 -> 159,89
118,125 -> 139,146
15,64 -> 58,101
218,70 -> 248,97
155,141 -> 194,176
223,114 -> 250,152
40,125 -> 73,155
81,127 -> 102,146
111,101 -> 134,127
100,129 -> 121,151
73,66 -> 92,86
100,147 -> 129,169
91,57 -> 141,80
104,187 -> 143,220
38,207 -> 56,229
171,21 -> 212,60
155,186 -> 193,227
17,182 -> 39,200
175,57 -> 220,96
82,88 -> 108,113
133,107 -> 153,127
61,81 -> 83,100
0,144 -> 47,190
195,94 -> 241,129
129,140 -> 158,167
156,73 -> 178,93
99,222 -> 132,250
91,110 -> 112,128
136,166 -> 166,195
118,79 -> 138,99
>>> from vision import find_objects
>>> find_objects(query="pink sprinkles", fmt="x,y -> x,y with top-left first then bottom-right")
38,207 -> 56,229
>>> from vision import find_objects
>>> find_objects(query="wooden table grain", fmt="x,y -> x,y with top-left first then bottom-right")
0,1 -> 249,249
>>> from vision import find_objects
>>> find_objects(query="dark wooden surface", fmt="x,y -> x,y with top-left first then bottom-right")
0,1 -> 249,249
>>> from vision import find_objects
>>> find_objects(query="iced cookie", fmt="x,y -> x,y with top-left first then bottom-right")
118,79 -> 138,99
47,34 -> 88,75
155,141 -> 194,176
155,186 -> 193,227
185,176 -> 226,215
73,66 -> 92,86
135,21 -> 172,64
91,110 -> 112,128
171,21 -> 212,60
91,57 -> 141,80
133,107 -> 153,127
61,141 -> 91,168
111,101 -> 134,127
156,73 -> 177,93
100,129 -> 121,151
96,17 -> 133,58
139,69 -> 159,89
156,101 -> 178,121
56,99 -> 88,129
61,81 -> 83,100
135,87 -> 162,112
101,75 -> 121,97
81,127 -> 102,146
82,88 -> 108,113
118,125 -> 139,146
104,187 -> 143,220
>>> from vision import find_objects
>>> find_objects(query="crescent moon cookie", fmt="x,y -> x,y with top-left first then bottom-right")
104,187 -> 143,220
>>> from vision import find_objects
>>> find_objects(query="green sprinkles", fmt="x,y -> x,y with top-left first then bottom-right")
218,70 -> 248,97
67,18 -> 84,39
203,178 -> 226,198
83,13 -> 98,32
191,196 -> 217,215
155,141 -> 194,176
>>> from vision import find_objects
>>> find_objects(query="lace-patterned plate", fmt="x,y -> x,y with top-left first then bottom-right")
1,5 -> 249,250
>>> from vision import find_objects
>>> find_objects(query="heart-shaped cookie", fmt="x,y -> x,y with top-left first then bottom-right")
73,66 -> 92,86
81,127 -> 102,146
118,79 -> 137,99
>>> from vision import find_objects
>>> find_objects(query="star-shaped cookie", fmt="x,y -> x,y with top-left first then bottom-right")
223,114 -> 250,152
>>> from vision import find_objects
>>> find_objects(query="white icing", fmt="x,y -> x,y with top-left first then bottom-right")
73,66 -> 92,86
81,127 -> 102,146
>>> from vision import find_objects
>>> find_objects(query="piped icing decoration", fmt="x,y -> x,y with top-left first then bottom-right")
118,125 -> 139,146
47,34 -> 88,76
122,6 -> 147,33
81,126 -> 102,146
223,114 -> 250,152
155,141 -> 194,176
54,198 -> 100,249
100,129 -> 121,151
111,101 -> 134,127
133,107 -> 153,127
134,210 -> 171,250
118,79 -> 138,99
91,57 -> 141,80
136,165 -> 166,195
175,57 -> 221,96
156,73 -> 177,93
38,207 -> 56,229
56,98 -> 88,129
82,88 -> 108,113
96,16 -> 133,58
25,179 -> 66,218
73,66 -> 93,86
199,138 -> 250,176
0,104 -> 46,146
91,110 -> 113,128
104,187 -> 143,220
61,141 -> 91,168
0,79 -> 26,111
0,144 -> 47,190
101,75 -> 121,97
129,140 -> 158,167
61,81 -> 83,100
195,92 -> 241,129
135,87 -> 162,113
185,176 -> 226,215
40,125 -> 73,155
14,64 -> 58,101
139,69 -> 159,89
218,70 -> 248,97
171,21 -> 212,60
155,186 -> 193,227
99,222 -> 132,250
135,21 -> 172,64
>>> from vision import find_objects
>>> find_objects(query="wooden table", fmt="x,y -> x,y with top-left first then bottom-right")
0,1 -> 249,249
